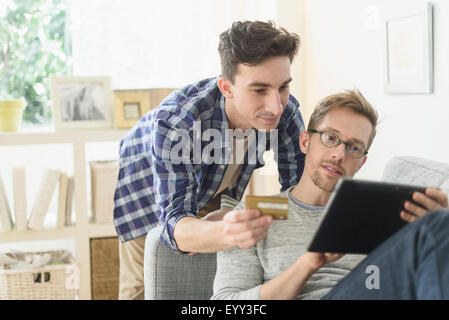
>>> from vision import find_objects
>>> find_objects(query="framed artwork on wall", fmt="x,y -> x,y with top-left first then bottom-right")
384,2 -> 433,94
50,76 -> 114,130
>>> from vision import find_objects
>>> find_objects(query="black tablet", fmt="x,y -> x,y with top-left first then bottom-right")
307,178 -> 426,254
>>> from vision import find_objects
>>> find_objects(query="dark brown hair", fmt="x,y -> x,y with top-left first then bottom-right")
308,89 -> 378,150
218,20 -> 300,82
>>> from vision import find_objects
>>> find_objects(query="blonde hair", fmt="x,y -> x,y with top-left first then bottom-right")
307,89 -> 378,149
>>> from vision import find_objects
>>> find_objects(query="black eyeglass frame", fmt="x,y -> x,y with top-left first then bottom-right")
308,129 -> 368,158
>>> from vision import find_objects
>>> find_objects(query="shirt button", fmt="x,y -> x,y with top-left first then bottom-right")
208,190 -> 214,195
220,165 -> 225,169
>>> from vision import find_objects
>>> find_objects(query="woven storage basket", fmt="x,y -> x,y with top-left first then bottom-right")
90,237 -> 119,300
0,251 -> 78,300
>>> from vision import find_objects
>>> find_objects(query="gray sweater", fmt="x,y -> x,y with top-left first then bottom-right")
212,187 -> 366,300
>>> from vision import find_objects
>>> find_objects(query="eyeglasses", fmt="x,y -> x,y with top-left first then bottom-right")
308,129 -> 368,158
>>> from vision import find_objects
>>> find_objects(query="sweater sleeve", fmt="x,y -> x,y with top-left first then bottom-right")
212,198 -> 265,300
211,244 -> 264,300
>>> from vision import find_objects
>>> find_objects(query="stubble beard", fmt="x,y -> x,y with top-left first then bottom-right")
310,160 -> 343,193
311,168 -> 335,193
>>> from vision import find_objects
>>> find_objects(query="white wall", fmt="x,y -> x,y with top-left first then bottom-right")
294,0 -> 449,180
70,0 -> 278,89
276,0 -> 306,109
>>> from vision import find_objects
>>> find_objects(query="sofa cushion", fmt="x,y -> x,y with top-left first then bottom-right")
382,156 -> 449,195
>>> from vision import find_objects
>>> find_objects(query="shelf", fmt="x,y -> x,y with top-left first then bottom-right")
0,226 -> 76,243
88,224 -> 117,239
0,224 -> 117,243
0,129 -> 130,146
1,128 -> 126,299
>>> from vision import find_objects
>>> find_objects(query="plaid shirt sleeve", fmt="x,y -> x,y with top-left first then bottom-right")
151,118 -> 199,252
275,97 -> 306,191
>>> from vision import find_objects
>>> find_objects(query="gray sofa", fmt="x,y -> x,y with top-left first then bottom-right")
144,230 -> 216,299
143,156 -> 449,300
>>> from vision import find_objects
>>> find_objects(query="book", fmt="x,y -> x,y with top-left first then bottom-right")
12,166 -> 27,231
28,169 -> 61,230
0,172 -> 14,232
65,176 -> 75,226
56,172 -> 68,229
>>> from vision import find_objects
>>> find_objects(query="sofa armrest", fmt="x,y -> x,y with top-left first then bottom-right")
144,226 -> 217,300
382,156 -> 449,195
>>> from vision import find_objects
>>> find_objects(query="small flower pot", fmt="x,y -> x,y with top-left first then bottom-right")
0,99 -> 24,132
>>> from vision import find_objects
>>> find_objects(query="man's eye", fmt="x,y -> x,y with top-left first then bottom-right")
349,144 -> 363,154
324,134 -> 337,142
254,89 -> 266,95
280,85 -> 288,91
349,144 -> 361,152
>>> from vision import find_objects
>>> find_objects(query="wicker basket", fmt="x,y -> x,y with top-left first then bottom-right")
0,250 -> 78,300
90,237 -> 119,300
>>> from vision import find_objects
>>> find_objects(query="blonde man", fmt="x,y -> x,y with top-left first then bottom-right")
212,89 -> 449,300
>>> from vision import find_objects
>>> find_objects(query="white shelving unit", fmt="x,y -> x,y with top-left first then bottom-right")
0,129 -> 128,299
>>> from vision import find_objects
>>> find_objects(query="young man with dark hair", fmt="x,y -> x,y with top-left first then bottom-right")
212,89 -> 449,300
113,21 -> 307,300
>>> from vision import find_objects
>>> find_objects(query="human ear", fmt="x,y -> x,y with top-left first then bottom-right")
299,130 -> 310,154
218,77 -> 234,99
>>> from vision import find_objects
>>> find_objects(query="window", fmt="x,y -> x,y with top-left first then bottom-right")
0,0 -> 72,126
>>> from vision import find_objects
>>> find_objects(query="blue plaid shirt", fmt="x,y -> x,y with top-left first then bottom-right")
113,77 -> 305,251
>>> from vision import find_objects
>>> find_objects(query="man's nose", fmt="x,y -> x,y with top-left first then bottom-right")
331,143 -> 346,161
265,92 -> 283,116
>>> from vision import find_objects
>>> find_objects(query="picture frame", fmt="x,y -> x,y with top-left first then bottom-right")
50,76 -> 114,130
113,88 -> 177,129
384,2 -> 433,94
114,90 -> 151,129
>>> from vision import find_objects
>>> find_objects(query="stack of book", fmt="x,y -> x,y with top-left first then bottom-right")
0,168 -> 75,232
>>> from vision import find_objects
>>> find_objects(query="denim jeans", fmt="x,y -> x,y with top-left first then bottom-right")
322,210 -> 449,300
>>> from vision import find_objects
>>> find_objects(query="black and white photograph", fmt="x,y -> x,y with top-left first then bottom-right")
59,83 -> 106,121
50,77 -> 114,130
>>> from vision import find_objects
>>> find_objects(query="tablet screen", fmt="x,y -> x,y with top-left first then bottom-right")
307,178 -> 426,254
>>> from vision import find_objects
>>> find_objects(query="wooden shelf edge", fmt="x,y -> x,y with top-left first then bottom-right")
87,224 -> 117,239
0,226 -> 77,243
0,129 -> 129,146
